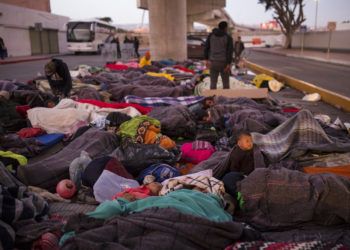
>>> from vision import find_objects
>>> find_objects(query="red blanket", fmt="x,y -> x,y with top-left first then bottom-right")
105,64 -> 129,71
77,99 -> 152,114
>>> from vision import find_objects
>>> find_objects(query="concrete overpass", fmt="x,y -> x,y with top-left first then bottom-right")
137,0 -> 234,61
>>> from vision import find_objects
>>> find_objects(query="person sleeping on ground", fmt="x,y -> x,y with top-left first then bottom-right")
117,115 -> 176,150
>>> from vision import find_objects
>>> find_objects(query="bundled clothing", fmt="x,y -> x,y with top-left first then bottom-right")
124,95 -> 204,107
88,189 -> 231,222
78,99 -> 151,114
148,105 -> 197,138
17,129 -> 119,190
0,99 -> 27,133
239,168 -> 350,230
139,55 -> 151,68
118,115 -> 176,150
62,207 -> 246,250
252,110 -> 350,163
160,175 -> 225,197
0,164 -> 49,250
27,107 -> 90,135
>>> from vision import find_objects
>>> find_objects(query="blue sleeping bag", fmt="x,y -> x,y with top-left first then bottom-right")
36,133 -> 64,147
137,163 -> 181,184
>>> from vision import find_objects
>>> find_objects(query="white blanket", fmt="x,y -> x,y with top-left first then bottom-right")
28,107 -> 89,135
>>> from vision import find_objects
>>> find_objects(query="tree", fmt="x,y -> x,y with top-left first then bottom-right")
98,17 -> 113,23
259,0 -> 306,48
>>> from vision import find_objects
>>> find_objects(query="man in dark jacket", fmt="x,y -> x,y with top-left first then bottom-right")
0,36 -> 6,60
133,37 -> 140,58
234,36 -> 245,67
204,21 -> 233,89
44,58 -> 72,99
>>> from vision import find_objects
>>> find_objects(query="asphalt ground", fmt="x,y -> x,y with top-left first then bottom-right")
246,50 -> 350,98
1,53 -> 349,122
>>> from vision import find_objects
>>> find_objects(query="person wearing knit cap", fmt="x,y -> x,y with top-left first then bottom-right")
139,51 -> 151,68
44,58 -> 72,99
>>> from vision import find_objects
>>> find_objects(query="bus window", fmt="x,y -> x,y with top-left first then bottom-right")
67,22 -> 93,42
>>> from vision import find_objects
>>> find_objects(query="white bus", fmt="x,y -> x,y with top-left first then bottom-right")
66,19 -> 116,54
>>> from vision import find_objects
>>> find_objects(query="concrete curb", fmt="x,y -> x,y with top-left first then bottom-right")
250,48 -> 350,67
0,56 -> 51,65
246,60 -> 350,112
0,54 -> 71,65
286,54 -> 350,67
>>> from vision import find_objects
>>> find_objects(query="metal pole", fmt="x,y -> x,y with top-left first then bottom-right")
327,30 -> 332,59
314,0 -> 318,30
301,32 -> 304,55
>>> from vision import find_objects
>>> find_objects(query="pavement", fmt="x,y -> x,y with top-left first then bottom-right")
250,47 -> 350,67
0,54 -> 62,65
246,50 -> 350,98
2,47 -> 349,67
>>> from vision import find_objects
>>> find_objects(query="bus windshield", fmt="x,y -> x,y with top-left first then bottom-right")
67,22 -> 93,42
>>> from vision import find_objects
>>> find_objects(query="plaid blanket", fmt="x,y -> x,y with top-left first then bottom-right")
123,95 -> 204,107
239,168 -> 350,230
227,241 -> 347,250
0,185 -> 48,250
62,208 -> 246,250
192,140 -> 213,150
252,110 -> 335,162
18,128 -> 119,191
160,175 -> 225,197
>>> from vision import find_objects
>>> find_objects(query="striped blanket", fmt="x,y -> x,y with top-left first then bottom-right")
0,164 -> 49,249
123,95 -> 204,107
252,110 -> 350,162
227,241 -> 347,250
160,175 -> 225,197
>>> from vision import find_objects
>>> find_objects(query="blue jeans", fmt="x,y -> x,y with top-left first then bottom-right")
0,49 -> 5,59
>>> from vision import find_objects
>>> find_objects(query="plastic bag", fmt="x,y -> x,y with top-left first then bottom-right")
69,151 -> 92,187
93,170 -> 139,202
112,140 -> 180,176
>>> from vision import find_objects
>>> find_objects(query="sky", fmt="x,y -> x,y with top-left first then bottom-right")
50,0 -> 350,28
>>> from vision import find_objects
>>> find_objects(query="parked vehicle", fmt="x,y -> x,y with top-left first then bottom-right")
67,19 -> 116,54
187,35 -> 206,59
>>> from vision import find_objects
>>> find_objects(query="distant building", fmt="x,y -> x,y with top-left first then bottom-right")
260,20 -> 280,31
337,21 -> 350,31
0,0 -> 51,12
0,1 -> 69,57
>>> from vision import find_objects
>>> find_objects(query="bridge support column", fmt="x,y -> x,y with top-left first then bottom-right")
148,0 -> 187,60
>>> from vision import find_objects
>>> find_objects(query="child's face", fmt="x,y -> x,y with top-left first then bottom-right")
47,101 -> 56,108
237,135 -> 253,151
146,182 -> 162,195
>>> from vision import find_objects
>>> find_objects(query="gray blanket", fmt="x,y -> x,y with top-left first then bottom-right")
225,108 -> 286,134
149,105 -> 197,138
0,164 -> 49,250
189,151 -> 229,179
108,84 -> 191,102
62,208 -> 246,250
238,168 -> 350,230
252,110 -> 350,163
17,129 -> 119,190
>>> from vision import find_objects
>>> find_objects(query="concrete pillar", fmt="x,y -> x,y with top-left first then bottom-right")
187,20 -> 194,33
148,0 -> 187,61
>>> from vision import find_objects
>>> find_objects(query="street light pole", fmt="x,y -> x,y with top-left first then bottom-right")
314,0 -> 319,31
